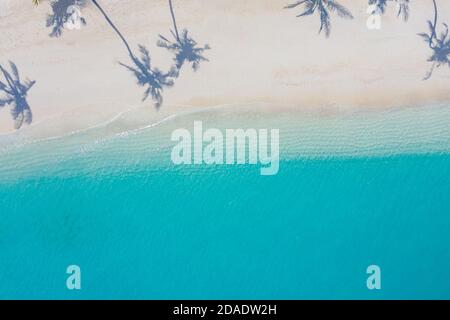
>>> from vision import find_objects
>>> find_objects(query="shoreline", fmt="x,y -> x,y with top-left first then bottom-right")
1,101 -> 449,158
1,99 -> 449,141
1,101 -> 449,184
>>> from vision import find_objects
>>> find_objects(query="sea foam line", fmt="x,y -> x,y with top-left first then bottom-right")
0,101 -> 261,153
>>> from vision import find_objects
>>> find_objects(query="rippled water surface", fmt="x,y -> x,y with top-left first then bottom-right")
0,104 -> 449,299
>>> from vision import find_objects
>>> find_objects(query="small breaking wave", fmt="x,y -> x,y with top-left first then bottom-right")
0,101 -> 261,154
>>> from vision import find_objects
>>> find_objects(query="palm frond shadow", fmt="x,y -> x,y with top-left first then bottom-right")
157,29 -> 210,74
157,0 -> 210,75
0,62 -> 36,129
368,0 -> 410,21
46,0 -> 87,37
285,0 -> 353,38
418,0 -> 450,80
120,46 -> 176,109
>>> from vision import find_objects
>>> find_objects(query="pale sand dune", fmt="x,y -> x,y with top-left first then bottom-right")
0,0 -> 449,136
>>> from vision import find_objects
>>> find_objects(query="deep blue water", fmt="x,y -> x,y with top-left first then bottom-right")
0,105 -> 449,299
0,154 -> 449,299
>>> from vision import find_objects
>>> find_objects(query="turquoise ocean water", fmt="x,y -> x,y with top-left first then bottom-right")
0,103 -> 449,299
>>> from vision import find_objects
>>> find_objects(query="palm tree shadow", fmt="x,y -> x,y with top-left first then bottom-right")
46,0 -> 87,37
0,62 -> 36,129
158,30 -> 210,74
120,46 -> 176,109
418,0 -> 450,80
91,0 -> 175,109
157,0 -> 210,75
285,0 -> 353,38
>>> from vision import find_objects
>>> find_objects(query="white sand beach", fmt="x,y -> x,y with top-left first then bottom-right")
0,0 -> 449,137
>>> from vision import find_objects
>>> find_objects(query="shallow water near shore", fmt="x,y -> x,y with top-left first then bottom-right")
0,103 -> 449,299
